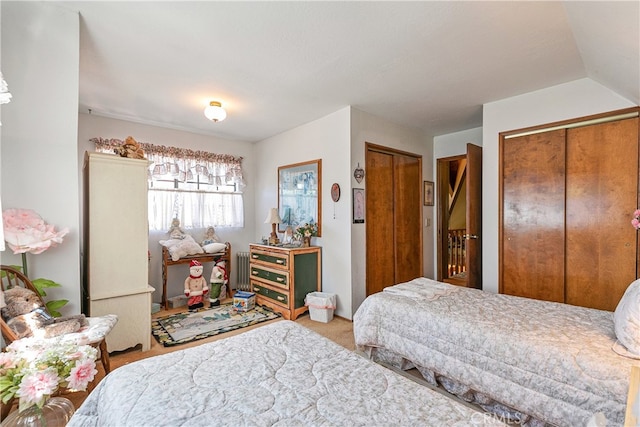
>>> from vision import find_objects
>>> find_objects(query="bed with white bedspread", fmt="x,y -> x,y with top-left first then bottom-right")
353,278 -> 638,427
68,320 -> 505,427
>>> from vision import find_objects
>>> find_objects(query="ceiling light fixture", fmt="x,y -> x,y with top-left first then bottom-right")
204,101 -> 227,122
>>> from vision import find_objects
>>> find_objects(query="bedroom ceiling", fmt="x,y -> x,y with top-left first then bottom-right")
56,1 -> 639,142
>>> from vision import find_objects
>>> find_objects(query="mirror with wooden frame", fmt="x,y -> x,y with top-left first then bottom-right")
278,159 -> 322,236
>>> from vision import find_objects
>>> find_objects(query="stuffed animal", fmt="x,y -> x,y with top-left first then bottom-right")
1,287 -> 87,339
210,260 -> 228,305
184,260 -> 208,311
114,136 -> 145,159
209,262 -> 226,307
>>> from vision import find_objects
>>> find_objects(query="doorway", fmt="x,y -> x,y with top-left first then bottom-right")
365,143 -> 423,296
436,143 -> 482,288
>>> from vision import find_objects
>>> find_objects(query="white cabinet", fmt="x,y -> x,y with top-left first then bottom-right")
83,152 -> 153,351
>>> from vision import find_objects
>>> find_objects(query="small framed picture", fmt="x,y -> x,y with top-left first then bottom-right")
424,181 -> 434,206
353,188 -> 365,223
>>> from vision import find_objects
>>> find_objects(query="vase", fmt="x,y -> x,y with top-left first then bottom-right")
1,397 -> 75,427
302,236 -> 311,247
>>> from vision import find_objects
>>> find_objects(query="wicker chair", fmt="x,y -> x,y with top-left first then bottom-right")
0,265 -> 117,418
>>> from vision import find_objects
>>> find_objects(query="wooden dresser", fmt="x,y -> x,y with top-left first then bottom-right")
249,244 -> 321,320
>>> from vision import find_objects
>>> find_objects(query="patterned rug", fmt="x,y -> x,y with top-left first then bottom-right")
152,304 -> 281,347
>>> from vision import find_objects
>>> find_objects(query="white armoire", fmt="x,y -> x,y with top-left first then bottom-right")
83,152 -> 153,352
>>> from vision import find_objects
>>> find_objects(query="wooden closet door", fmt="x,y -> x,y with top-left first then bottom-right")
565,117 -> 639,311
366,150 -> 396,295
394,154 -> 422,283
501,129 -> 566,302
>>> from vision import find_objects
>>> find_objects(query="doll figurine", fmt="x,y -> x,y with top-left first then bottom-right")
184,260 -> 208,311
168,218 -> 186,240
201,226 -> 220,246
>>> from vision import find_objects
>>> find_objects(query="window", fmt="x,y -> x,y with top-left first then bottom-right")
93,138 -> 244,230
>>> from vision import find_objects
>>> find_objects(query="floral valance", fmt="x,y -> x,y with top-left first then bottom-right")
91,137 -> 245,188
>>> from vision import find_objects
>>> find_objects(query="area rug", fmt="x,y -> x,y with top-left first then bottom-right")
152,304 -> 281,347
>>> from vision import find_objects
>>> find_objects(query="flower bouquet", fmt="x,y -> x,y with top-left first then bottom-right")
294,222 -> 318,247
0,338 -> 98,412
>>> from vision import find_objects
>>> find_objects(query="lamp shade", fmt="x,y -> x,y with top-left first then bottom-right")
204,101 -> 227,122
264,208 -> 282,224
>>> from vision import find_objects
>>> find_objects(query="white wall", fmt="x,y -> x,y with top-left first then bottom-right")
1,2 -> 82,314
350,108 -> 432,314
78,113 -> 256,303
482,78 -> 637,293
255,107 -> 352,318
432,127 -> 482,276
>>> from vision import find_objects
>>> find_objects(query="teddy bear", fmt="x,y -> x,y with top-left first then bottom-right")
184,260 -> 208,311
1,287 -> 87,340
114,136 -> 145,159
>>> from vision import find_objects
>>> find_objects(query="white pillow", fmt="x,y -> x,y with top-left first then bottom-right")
203,242 -> 226,254
613,279 -> 640,358
160,235 -> 204,261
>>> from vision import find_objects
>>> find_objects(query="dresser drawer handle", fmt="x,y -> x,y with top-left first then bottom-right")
252,254 -> 259,259
276,259 -> 284,264
276,277 -> 284,282
276,296 -> 285,301
253,286 -> 261,292
252,270 -> 259,275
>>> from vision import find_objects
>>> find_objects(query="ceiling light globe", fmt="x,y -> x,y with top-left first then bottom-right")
204,101 -> 227,122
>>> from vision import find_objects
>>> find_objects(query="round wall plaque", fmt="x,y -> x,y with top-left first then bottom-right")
331,183 -> 341,202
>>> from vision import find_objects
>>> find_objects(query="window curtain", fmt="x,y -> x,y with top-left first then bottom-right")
92,137 -> 245,230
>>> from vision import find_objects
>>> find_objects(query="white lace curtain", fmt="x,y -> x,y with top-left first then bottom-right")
92,137 -> 245,230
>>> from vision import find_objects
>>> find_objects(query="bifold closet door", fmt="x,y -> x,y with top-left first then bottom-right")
565,117 -> 639,311
501,129 -> 566,302
366,150 -> 396,295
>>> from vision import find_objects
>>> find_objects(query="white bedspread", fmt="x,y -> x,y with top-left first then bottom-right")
353,278 -> 636,427
69,320 -> 505,427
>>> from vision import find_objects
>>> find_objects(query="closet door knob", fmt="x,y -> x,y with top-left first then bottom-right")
464,234 -> 479,240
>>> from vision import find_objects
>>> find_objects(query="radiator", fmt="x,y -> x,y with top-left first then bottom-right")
236,251 -> 251,291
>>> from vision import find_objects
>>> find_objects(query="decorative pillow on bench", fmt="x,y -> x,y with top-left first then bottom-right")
203,242 -> 226,254
160,235 -> 204,261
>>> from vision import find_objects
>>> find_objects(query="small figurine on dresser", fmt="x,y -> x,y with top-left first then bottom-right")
201,226 -> 220,246
168,218 -> 186,240
184,260 -> 208,311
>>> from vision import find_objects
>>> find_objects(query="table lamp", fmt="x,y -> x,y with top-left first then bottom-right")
264,208 -> 282,245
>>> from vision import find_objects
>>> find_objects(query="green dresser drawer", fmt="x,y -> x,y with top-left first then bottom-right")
250,250 -> 288,268
250,265 -> 288,289
252,281 -> 289,306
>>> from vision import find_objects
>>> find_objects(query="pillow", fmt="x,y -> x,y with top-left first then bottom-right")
613,279 -> 640,358
203,242 -> 226,254
159,235 -> 204,261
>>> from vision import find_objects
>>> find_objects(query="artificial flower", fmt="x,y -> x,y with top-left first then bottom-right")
2,209 -> 69,255
632,209 -> 640,230
0,338 -> 98,411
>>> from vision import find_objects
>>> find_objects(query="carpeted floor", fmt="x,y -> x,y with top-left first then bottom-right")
55,304 -> 355,413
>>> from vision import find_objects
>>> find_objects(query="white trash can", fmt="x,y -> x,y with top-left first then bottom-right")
305,292 -> 337,323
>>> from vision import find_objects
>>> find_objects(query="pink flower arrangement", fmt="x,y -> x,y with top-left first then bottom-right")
0,339 -> 98,412
632,210 -> 640,230
2,208 -> 69,255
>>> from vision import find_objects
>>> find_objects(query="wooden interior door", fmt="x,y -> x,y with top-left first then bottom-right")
366,144 -> 422,295
465,143 -> 482,289
565,117 -> 639,311
501,129 -> 566,302
366,150 -> 395,295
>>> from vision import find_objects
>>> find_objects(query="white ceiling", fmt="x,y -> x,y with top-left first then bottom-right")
57,1 -> 639,142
